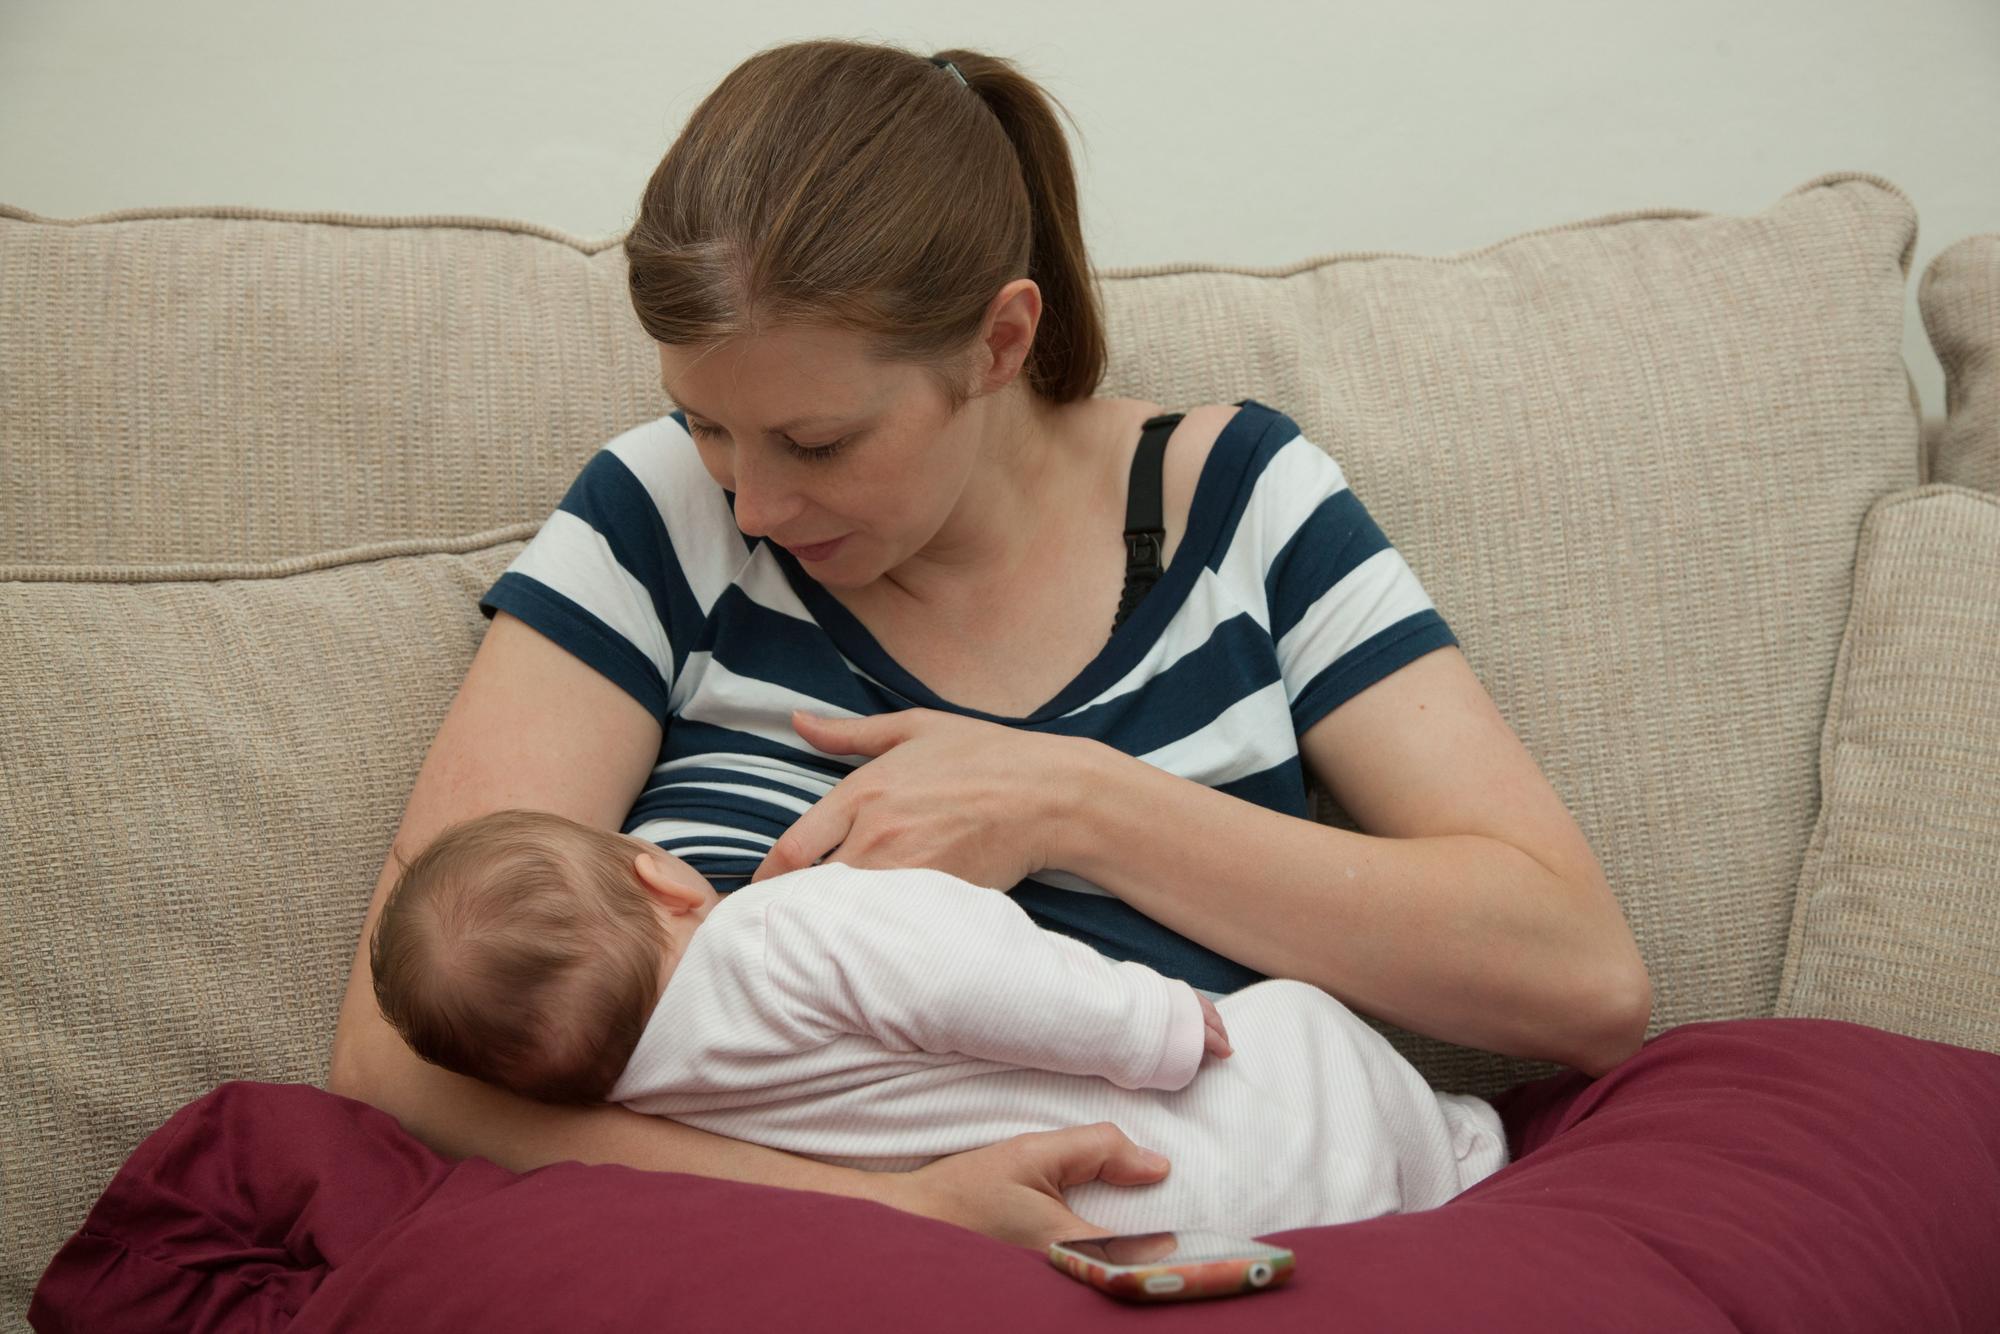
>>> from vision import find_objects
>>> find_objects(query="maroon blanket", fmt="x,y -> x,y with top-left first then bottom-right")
31,1017 -> 2000,1332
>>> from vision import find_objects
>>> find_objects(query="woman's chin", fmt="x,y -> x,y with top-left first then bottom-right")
799,546 -> 871,586
813,568 -> 869,590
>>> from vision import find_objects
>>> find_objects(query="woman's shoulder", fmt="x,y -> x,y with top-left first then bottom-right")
1139,399 -> 1250,498
592,410 -> 716,487
1167,398 -> 1312,491
538,413 -> 747,596
1174,398 -> 1302,455
1174,401 -> 1244,483
570,411 -> 733,525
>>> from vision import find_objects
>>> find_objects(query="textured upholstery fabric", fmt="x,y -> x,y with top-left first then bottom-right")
0,171 -> 1942,1317
1921,414 -> 1950,476
1776,486 -> 2000,1052
0,531 -> 528,1318
1918,233 -> 2000,492
0,206 -> 656,567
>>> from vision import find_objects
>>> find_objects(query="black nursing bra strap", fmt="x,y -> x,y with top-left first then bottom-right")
1112,412 -> 1184,635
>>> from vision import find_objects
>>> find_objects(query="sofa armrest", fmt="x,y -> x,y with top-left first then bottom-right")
1777,485 -> 2000,1054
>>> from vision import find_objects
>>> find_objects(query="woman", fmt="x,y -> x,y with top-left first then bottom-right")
329,38 -> 1650,1251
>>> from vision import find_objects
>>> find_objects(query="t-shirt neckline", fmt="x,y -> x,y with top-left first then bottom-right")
764,398 -> 1273,726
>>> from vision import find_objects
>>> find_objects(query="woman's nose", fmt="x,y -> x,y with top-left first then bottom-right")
727,454 -> 804,538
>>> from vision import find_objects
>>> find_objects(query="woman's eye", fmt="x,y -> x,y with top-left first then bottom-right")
783,436 -> 850,462
685,420 -> 849,462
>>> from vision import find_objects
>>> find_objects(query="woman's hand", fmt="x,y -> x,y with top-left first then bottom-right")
881,1122 -> 1174,1251
751,708 -> 1087,891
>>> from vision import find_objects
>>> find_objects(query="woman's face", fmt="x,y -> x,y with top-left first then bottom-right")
658,326 -> 980,589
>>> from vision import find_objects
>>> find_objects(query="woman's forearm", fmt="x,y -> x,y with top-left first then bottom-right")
1050,739 -> 1647,1076
332,1001 -> 900,1203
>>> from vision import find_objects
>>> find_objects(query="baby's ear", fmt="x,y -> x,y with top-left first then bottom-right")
632,849 -> 668,887
631,849 -> 697,904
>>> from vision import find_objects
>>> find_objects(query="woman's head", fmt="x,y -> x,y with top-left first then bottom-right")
624,41 -> 1107,585
369,809 -> 701,1104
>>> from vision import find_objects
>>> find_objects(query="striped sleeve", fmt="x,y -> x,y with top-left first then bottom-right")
478,423 -> 712,729
1259,432 -> 1459,737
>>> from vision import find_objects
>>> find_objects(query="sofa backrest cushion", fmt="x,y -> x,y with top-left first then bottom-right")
1091,173 -> 1921,1089
0,205 -> 660,568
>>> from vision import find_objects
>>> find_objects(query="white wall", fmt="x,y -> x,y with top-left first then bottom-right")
4,0 -> 1994,417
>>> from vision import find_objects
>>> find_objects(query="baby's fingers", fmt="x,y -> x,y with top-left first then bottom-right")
1193,991 -> 1232,1057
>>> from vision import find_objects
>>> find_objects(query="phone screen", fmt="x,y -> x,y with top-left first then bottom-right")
1054,1230 -> 1292,1268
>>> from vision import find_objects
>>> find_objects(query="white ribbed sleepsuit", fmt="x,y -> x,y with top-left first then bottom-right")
608,863 -> 1509,1236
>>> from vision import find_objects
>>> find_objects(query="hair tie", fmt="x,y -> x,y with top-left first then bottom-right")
929,56 -> 969,88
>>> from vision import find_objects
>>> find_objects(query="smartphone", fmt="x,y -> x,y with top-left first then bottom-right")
1047,1229 -> 1295,1303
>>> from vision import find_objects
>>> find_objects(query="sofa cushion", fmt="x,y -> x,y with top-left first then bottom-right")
1919,233 -> 2000,492
0,202 -> 661,567
0,528 -> 527,1319
1776,486 -> 2000,1052
31,1018 -> 2000,1332
1096,172 -> 1923,1094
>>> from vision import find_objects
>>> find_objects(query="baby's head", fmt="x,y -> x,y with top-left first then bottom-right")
369,808 -> 719,1105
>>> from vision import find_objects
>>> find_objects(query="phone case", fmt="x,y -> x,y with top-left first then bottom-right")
1047,1243 -> 1295,1302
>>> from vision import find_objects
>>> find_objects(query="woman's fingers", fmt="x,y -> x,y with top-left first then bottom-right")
1016,1122 -> 1173,1248
1041,1120 -> 1172,1188
750,796 -> 852,881
894,1122 -> 1173,1251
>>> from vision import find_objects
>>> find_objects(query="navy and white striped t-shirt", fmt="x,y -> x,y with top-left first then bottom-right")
478,397 -> 1458,995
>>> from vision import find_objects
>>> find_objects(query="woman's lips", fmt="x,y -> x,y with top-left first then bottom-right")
786,535 -> 848,561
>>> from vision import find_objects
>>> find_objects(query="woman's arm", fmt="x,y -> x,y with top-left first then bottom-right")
328,611 -> 879,1193
328,612 -> 1169,1247
1048,645 -> 1652,1078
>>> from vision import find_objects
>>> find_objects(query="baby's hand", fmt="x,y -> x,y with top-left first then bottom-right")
1197,991 -> 1232,1060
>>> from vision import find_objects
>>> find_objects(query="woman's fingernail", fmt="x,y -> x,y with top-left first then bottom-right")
1140,1149 -> 1170,1169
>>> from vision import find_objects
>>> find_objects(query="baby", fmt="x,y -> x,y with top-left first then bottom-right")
370,808 -> 1509,1237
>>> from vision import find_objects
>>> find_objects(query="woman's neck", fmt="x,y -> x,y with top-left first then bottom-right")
874,388 -> 1105,616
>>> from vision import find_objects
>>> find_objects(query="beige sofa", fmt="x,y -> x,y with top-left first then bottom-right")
3,170 -> 1998,1323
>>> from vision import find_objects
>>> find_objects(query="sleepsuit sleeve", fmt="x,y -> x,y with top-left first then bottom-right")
758,865 -> 1208,1091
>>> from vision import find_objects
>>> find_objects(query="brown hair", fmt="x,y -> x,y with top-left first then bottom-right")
622,40 -> 1106,415
369,809 -> 667,1105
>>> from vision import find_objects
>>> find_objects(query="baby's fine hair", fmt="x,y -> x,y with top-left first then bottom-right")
369,808 -> 666,1104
